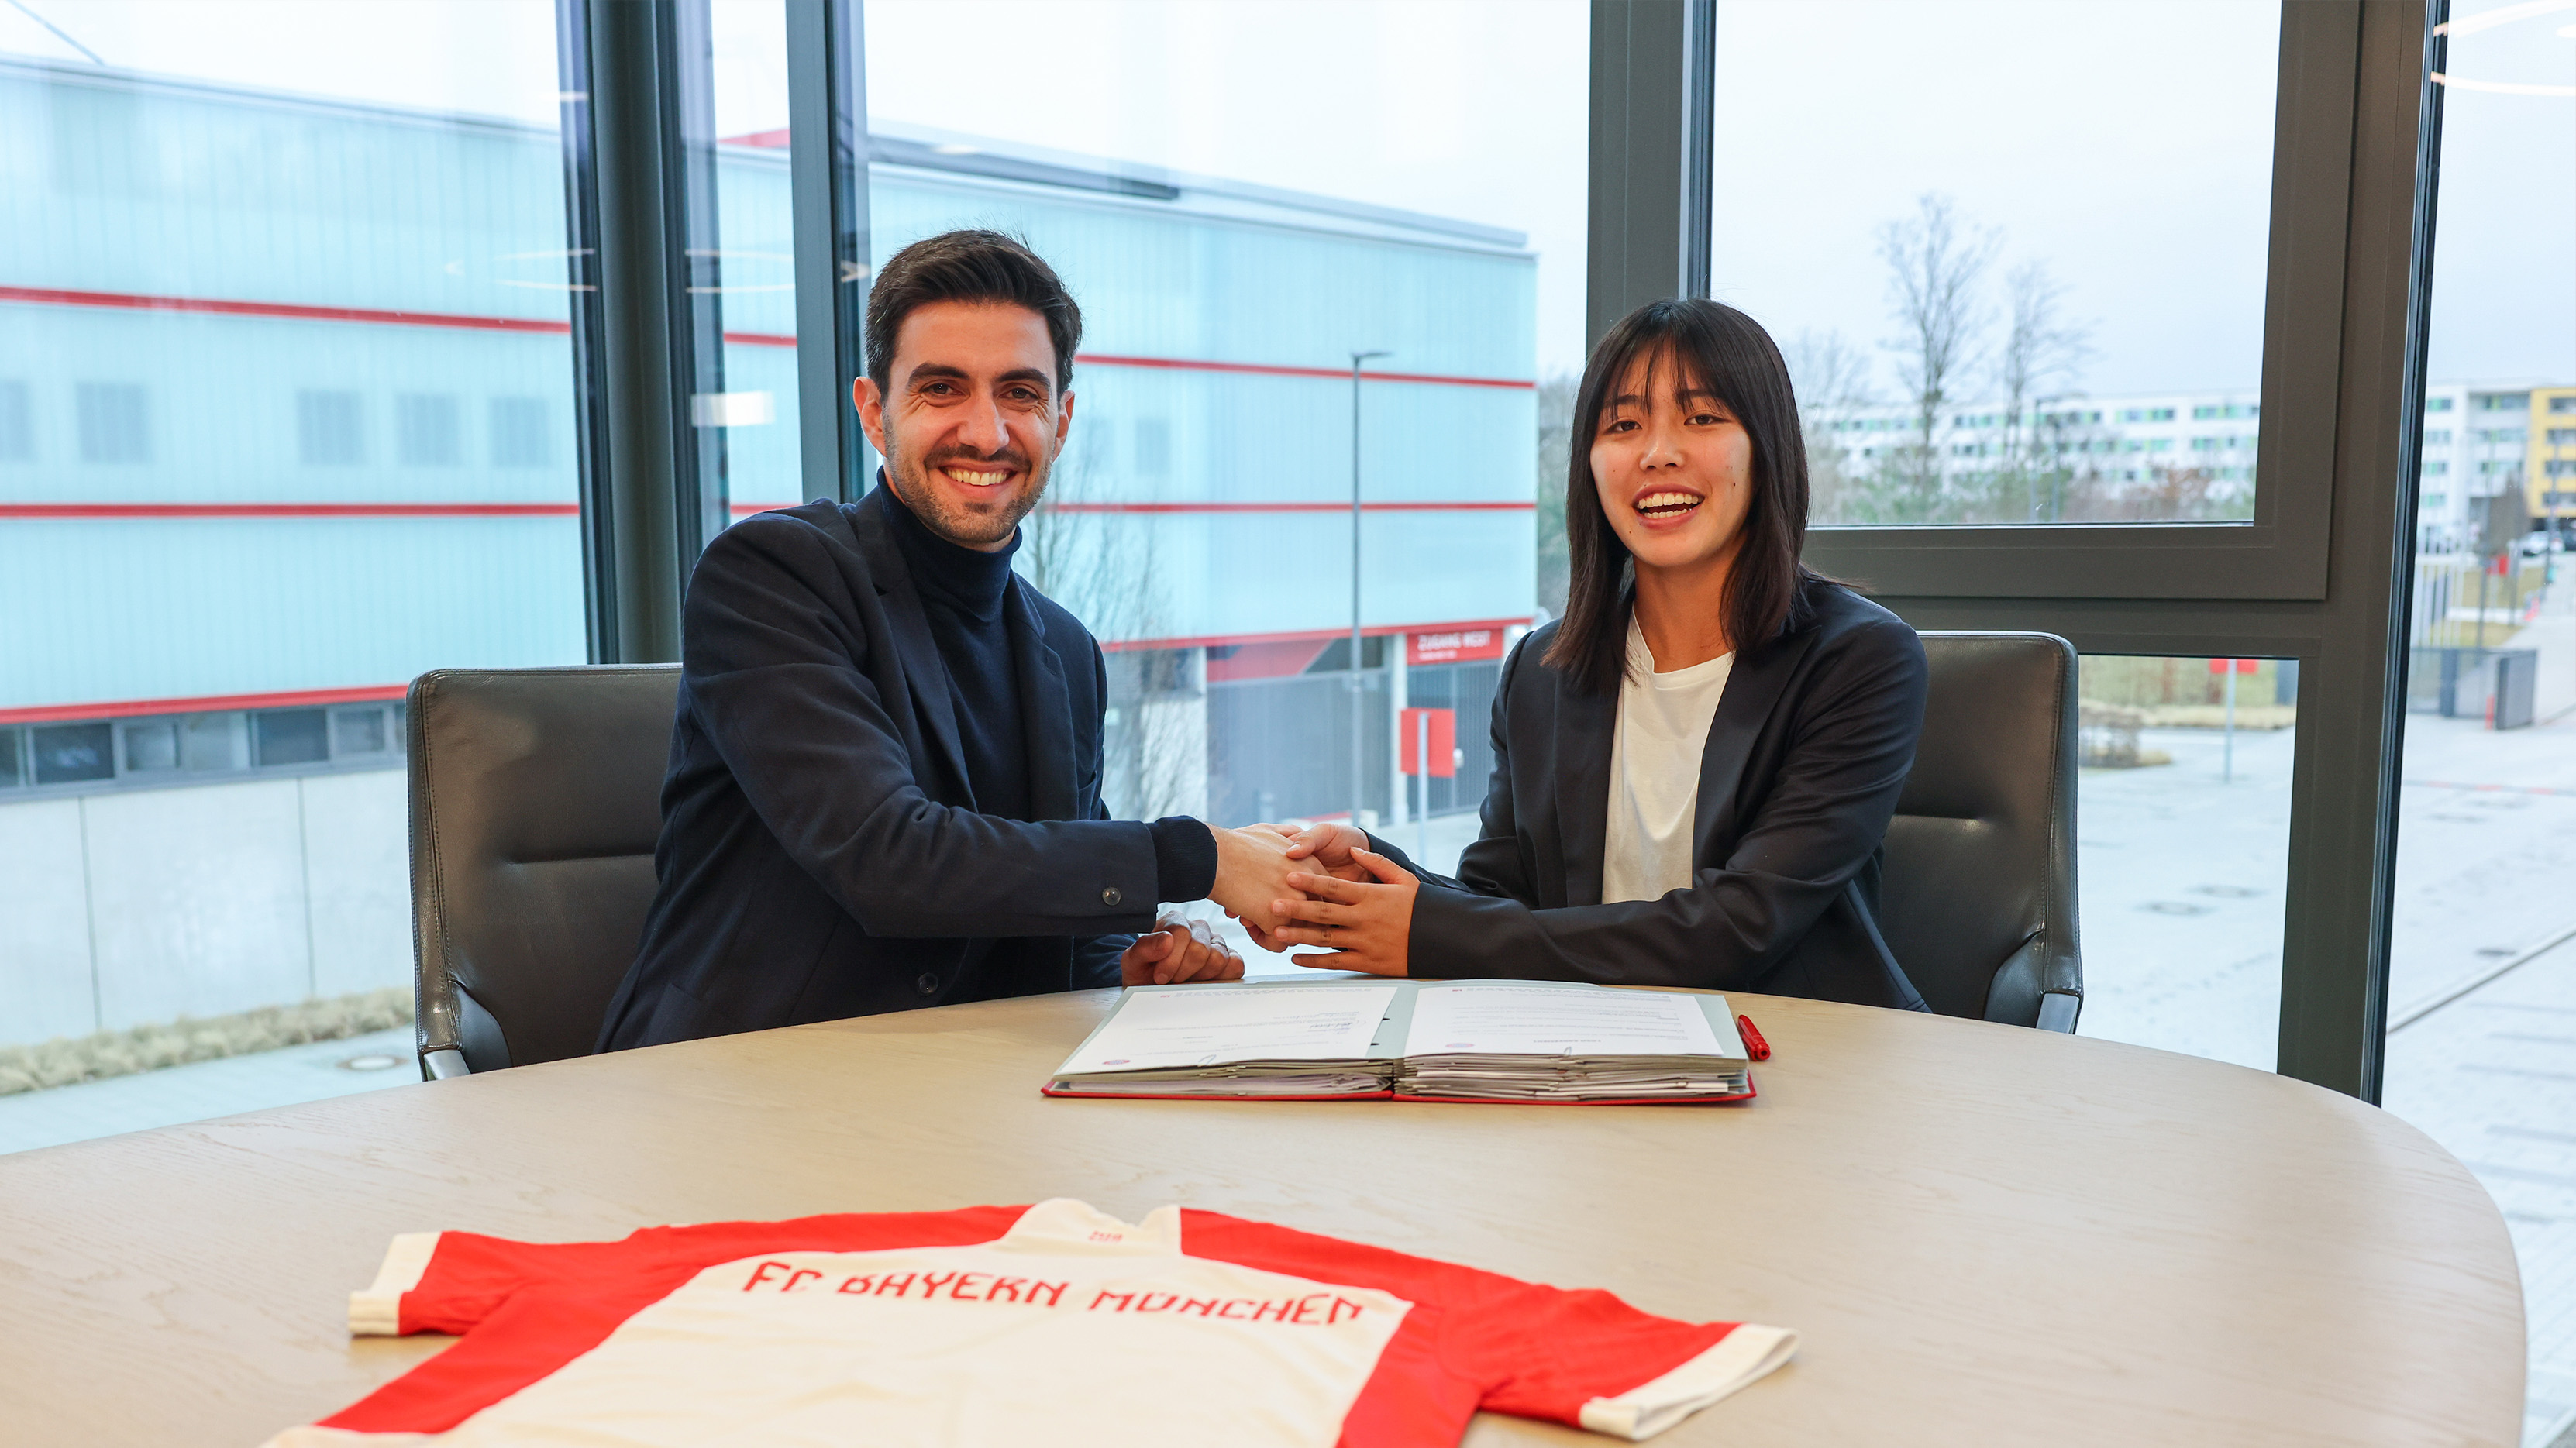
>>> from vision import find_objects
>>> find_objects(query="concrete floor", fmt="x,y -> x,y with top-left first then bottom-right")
0,1025 -> 416,1155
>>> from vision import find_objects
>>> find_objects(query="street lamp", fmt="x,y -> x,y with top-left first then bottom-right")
1349,349 -> 1391,831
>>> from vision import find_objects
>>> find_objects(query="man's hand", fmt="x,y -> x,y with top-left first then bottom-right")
1263,847 -> 1418,978
1119,913 -> 1244,986
1270,820 -> 1375,884
1207,824 -> 1303,931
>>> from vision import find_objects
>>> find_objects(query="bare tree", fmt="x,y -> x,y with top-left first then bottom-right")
1991,259 -> 2095,518
1875,194 -> 1998,507
1019,432 -> 1204,822
1783,328 -> 1876,523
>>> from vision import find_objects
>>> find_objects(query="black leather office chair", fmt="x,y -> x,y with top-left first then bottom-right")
408,666 -> 680,1078
1878,633 -> 2082,1031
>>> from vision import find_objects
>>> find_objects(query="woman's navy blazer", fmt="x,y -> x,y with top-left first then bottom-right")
1376,577 -> 1932,1010
596,489 -> 1158,1051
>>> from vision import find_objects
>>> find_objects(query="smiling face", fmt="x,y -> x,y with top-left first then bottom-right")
852,299 -> 1073,551
1587,345 -> 1756,580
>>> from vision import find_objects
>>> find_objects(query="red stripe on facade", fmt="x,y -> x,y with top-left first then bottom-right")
4,500 -> 1527,519
0,502 -> 580,519
1072,353 -> 1535,391
2,618 -> 1531,721
1100,617 -> 1534,655
0,286 -> 1534,391
0,685 -> 410,727
1046,501 -> 1534,514
0,285 -> 573,336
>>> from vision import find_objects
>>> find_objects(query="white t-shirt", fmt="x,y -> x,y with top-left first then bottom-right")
1601,617 -> 1733,905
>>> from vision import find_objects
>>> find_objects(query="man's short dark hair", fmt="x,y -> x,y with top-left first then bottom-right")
865,229 -> 1082,394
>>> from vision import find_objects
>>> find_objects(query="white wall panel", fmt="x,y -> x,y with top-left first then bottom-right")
300,769 -> 409,1000
0,796 -> 98,1045
84,777 -> 312,1028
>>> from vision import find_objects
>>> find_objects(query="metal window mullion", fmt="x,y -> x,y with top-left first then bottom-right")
667,0 -> 732,561
556,0 -> 724,665
2273,0 -> 2440,1102
1585,0 -> 1715,350
555,0 -> 618,662
787,0 -> 874,505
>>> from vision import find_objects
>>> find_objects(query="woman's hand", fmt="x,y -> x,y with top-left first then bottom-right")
1262,848 -> 1418,977
1118,913 -> 1244,986
1273,820 -> 1376,883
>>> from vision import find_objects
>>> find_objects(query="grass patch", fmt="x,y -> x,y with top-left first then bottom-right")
0,987 -> 413,1096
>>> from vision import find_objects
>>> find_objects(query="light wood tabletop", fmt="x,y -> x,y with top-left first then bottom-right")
0,987 -> 2524,1446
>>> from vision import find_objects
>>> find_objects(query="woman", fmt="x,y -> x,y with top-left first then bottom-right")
1252,298 -> 1929,1009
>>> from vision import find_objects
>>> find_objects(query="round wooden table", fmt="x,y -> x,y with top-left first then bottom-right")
0,988 -> 2523,1446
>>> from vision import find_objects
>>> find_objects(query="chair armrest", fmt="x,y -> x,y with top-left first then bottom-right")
422,1047 -> 472,1080
2036,991 -> 2081,1034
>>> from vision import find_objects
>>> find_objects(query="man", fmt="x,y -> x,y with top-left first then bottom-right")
599,229 -> 1301,1050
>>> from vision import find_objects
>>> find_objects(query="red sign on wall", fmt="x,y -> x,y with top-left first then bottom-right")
1400,707 -> 1457,778
1408,628 -> 1507,666
2206,658 -> 2260,675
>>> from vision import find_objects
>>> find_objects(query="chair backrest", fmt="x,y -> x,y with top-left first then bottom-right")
408,666 -> 680,1074
1877,633 -> 2082,1029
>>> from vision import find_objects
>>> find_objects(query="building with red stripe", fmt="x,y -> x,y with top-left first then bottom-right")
0,56 -> 1538,1045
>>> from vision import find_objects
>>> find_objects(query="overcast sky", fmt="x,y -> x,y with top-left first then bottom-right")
2,0 -> 2564,394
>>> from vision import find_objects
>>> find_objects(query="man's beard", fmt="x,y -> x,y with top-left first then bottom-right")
883,431 -> 1051,549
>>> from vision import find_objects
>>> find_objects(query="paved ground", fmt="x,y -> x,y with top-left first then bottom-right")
7,686 -> 2574,1439
0,1026 -> 417,1155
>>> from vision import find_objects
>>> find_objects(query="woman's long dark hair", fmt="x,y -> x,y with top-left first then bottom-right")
1543,298 -> 1821,695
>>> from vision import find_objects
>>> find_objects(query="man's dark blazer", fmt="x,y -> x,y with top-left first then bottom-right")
1372,576 -> 1931,1010
596,489 -> 1162,1051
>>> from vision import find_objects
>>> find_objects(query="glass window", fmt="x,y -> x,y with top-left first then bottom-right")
489,396 -> 553,467
0,725 -> 24,788
1708,1 -> 2279,526
30,723 -> 114,784
297,389 -> 366,466
253,709 -> 329,767
331,704 -> 389,757
119,717 -> 180,773
395,394 -> 463,467
0,3 -> 580,1132
181,712 -> 246,772
2071,655 -> 2293,1071
849,0 -> 1581,970
0,378 -> 30,459
2378,8 -> 2576,1440
75,381 -> 149,463
693,0 -> 800,520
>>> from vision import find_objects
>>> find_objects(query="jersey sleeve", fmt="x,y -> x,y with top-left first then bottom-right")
347,1230 -> 642,1336
1453,1277 -> 1797,1441
1177,1208 -> 1794,1443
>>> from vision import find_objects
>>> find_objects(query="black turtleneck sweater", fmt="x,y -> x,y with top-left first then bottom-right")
881,486 -> 1217,905
886,487 -> 1031,823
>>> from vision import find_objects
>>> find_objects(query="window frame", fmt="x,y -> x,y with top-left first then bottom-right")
1591,0 -> 2437,1100
556,0 -> 2436,1099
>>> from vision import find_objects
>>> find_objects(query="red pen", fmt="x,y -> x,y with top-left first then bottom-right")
1736,1014 -> 1771,1061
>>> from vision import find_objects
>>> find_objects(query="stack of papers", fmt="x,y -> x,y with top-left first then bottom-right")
1042,984 -> 1403,1097
1045,980 -> 1754,1105
1398,983 -> 1751,1102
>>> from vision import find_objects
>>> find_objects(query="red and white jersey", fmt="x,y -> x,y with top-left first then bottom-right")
267,1199 -> 1795,1447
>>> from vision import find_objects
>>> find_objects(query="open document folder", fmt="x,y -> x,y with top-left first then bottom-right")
1043,979 -> 1755,1104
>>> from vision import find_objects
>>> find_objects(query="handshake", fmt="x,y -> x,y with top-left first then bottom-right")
1118,820 -> 1416,987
